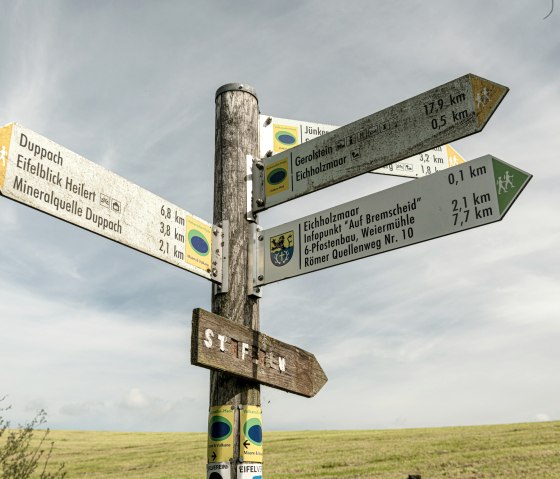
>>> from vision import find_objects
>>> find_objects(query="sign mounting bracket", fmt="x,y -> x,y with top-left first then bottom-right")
248,222 -> 264,298
213,219 -> 229,295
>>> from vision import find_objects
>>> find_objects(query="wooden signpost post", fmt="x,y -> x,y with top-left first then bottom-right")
0,73 -> 531,479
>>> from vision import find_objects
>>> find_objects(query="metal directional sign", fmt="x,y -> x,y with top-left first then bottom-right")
0,123 -> 224,283
259,114 -> 466,179
255,155 -> 531,285
253,74 -> 508,212
191,308 -> 328,398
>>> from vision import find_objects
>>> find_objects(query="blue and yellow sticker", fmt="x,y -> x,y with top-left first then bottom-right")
273,123 -> 298,153
208,406 -> 234,463
0,123 -> 14,190
185,215 -> 212,272
265,157 -> 289,197
240,405 -> 263,463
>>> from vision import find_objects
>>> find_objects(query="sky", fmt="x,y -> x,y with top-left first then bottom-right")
0,0 -> 559,434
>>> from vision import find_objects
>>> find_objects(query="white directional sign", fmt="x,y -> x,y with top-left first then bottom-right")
258,115 -> 338,158
255,155 -> 531,286
0,123 -> 224,283
253,74 -> 508,212
259,114 -> 465,179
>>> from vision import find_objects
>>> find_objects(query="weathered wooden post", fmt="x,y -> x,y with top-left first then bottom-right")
209,83 -> 260,479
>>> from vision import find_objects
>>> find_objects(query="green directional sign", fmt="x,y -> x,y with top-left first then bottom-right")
255,155 -> 531,286
492,158 -> 531,215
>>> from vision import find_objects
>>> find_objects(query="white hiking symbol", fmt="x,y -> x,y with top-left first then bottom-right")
496,170 -> 515,194
0,145 -> 6,167
448,153 -> 461,167
475,87 -> 491,109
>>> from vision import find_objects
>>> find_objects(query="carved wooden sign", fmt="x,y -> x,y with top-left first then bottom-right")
191,308 -> 327,398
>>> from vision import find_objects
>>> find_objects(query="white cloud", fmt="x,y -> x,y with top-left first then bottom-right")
120,389 -> 150,410
0,0 -> 558,433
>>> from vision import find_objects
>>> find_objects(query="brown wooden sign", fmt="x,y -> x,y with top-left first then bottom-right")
191,308 -> 327,398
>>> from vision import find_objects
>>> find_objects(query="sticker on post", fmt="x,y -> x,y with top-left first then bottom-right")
207,406 -> 234,463
207,462 -> 232,479
237,463 -> 262,479
240,406 -> 263,463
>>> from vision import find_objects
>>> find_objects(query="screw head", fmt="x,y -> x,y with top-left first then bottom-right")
265,150 -> 273,157
258,235 -> 263,241
264,116 -> 272,126
258,275 -> 264,281
256,199 -> 264,207
255,161 -> 264,170
212,268 -> 218,277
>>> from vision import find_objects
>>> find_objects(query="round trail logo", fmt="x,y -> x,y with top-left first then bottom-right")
209,415 -> 232,442
243,417 -> 262,446
275,130 -> 297,146
267,167 -> 287,186
188,229 -> 209,256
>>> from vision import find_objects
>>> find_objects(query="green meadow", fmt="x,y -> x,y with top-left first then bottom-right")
18,421 -> 560,478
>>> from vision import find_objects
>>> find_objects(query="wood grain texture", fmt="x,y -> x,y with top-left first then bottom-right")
210,86 -> 260,409
193,308 -> 327,398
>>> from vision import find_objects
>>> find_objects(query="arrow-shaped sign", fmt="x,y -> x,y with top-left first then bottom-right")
255,155 -> 531,285
0,123 -> 224,283
258,114 -> 466,179
191,308 -> 328,398
252,74 -> 508,212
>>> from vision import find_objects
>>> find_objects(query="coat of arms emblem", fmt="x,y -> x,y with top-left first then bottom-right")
270,231 -> 294,267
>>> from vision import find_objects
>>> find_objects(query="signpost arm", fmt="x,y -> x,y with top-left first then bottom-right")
211,83 -> 260,477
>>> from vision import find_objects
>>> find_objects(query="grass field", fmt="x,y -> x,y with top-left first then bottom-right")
15,421 -> 560,478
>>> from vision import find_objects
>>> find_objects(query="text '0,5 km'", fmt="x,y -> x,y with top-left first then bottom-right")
253,74 -> 508,211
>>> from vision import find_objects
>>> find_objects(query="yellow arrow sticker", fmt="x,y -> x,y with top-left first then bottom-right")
239,405 -> 263,463
207,405 -> 234,463
0,123 -> 14,190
